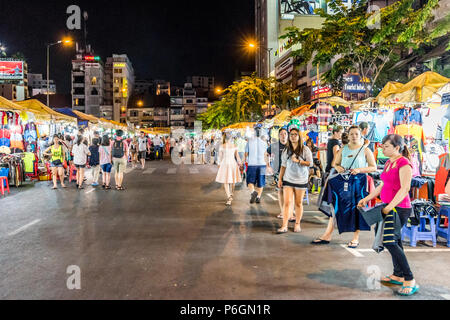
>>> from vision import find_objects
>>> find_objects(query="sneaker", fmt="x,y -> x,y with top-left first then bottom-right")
92,182 -> 99,187
250,191 -> 258,204
256,197 -> 261,204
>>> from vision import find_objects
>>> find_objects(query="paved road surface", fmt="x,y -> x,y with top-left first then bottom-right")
1,161 -> 450,300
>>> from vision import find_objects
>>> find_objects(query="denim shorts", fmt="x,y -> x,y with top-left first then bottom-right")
246,166 -> 266,188
101,163 -> 113,173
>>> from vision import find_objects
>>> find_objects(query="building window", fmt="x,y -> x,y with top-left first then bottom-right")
130,111 -> 139,117
91,77 -> 97,85
186,110 -> 189,115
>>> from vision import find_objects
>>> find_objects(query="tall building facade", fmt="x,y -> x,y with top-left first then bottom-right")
71,45 -> 105,117
28,73 -> 56,96
104,54 -> 135,123
0,58 -> 29,101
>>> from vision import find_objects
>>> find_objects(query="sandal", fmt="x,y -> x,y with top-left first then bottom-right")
380,275 -> 403,285
397,285 -> 420,296
311,238 -> 330,245
348,241 -> 360,249
276,227 -> 288,234
294,224 -> 302,233
226,198 -> 232,206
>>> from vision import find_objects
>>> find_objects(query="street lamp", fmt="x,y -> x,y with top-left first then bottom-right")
47,38 -> 72,106
248,42 -> 274,112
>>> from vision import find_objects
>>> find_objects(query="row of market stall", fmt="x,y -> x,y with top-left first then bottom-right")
0,97 -> 134,189
219,71 -> 450,210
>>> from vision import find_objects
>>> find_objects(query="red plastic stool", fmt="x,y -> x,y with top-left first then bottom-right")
0,177 -> 10,196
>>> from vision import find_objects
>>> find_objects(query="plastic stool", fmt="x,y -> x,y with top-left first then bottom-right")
0,177 -> 10,196
402,214 -> 437,247
304,189 -> 310,205
437,206 -> 450,248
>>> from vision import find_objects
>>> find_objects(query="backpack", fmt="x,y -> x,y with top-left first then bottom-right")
112,140 -> 125,158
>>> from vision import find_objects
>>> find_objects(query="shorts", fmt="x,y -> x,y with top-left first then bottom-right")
283,180 -> 308,190
50,162 -> 64,168
75,164 -> 86,169
246,166 -> 266,188
113,157 -> 127,174
101,163 -> 113,173
139,151 -> 147,160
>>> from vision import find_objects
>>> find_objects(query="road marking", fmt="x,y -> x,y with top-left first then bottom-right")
441,294 -> 450,300
85,189 -> 96,194
340,244 -> 365,257
356,248 -> 450,253
189,168 -> 199,174
314,216 -> 329,223
167,168 -> 177,175
267,194 -> 278,201
144,168 -> 156,175
125,167 -> 135,174
8,219 -> 41,237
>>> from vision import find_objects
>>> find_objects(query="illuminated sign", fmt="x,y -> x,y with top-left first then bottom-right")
311,80 -> 332,100
84,56 -> 100,61
0,61 -> 24,80
114,63 -> 126,68
343,74 -> 372,93
123,78 -> 128,98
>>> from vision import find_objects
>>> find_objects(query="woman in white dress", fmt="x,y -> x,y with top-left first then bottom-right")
216,133 -> 243,206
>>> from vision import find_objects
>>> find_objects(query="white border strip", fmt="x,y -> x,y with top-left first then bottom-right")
340,244 -> 365,257
267,194 -> 278,201
8,219 -> 41,237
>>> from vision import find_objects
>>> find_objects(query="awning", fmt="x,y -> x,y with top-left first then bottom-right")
72,110 -> 100,124
16,100 -> 77,122
380,71 -> 449,104
0,96 -> 29,112
290,104 -> 311,117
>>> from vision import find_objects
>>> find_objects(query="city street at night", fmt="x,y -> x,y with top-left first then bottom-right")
2,161 -> 450,300
0,0 -> 449,309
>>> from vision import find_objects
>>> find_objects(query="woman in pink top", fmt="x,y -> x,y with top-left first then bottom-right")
358,134 -> 418,296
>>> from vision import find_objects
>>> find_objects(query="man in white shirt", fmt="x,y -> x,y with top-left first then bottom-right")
138,132 -> 150,170
245,125 -> 271,204
153,135 -> 163,161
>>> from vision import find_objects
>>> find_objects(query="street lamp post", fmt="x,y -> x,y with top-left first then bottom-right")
249,43 -> 274,113
46,39 -> 72,107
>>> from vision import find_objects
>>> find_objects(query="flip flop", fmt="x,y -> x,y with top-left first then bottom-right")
380,276 -> 403,285
397,285 -> 419,296
276,228 -> 288,234
311,238 -> 330,245
348,241 -> 360,249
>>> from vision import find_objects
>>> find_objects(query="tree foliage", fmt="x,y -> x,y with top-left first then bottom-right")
280,0 -> 442,93
198,74 -> 299,129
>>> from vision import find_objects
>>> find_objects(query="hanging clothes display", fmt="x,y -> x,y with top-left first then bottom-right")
393,107 -> 423,127
316,103 -> 335,126
327,173 -> 371,234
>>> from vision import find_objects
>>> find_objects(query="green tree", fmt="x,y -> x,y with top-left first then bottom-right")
198,74 -> 299,129
280,0 -> 442,95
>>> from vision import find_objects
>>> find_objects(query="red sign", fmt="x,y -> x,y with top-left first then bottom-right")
0,61 -> 24,80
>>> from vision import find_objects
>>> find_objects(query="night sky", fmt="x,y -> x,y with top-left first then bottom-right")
0,0 -> 256,93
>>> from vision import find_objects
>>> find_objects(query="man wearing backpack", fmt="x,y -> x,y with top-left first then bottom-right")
112,130 -> 129,191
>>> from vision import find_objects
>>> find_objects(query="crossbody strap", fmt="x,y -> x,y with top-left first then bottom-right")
346,145 -> 365,170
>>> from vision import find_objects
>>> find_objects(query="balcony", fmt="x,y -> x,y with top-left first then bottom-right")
170,114 -> 184,121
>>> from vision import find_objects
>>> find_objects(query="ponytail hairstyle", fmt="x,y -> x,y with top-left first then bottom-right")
382,134 -> 411,160
286,128 -> 304,160
76,135 -> 84,146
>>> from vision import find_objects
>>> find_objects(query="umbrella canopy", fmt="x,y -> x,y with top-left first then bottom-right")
16,99 -> 76,122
